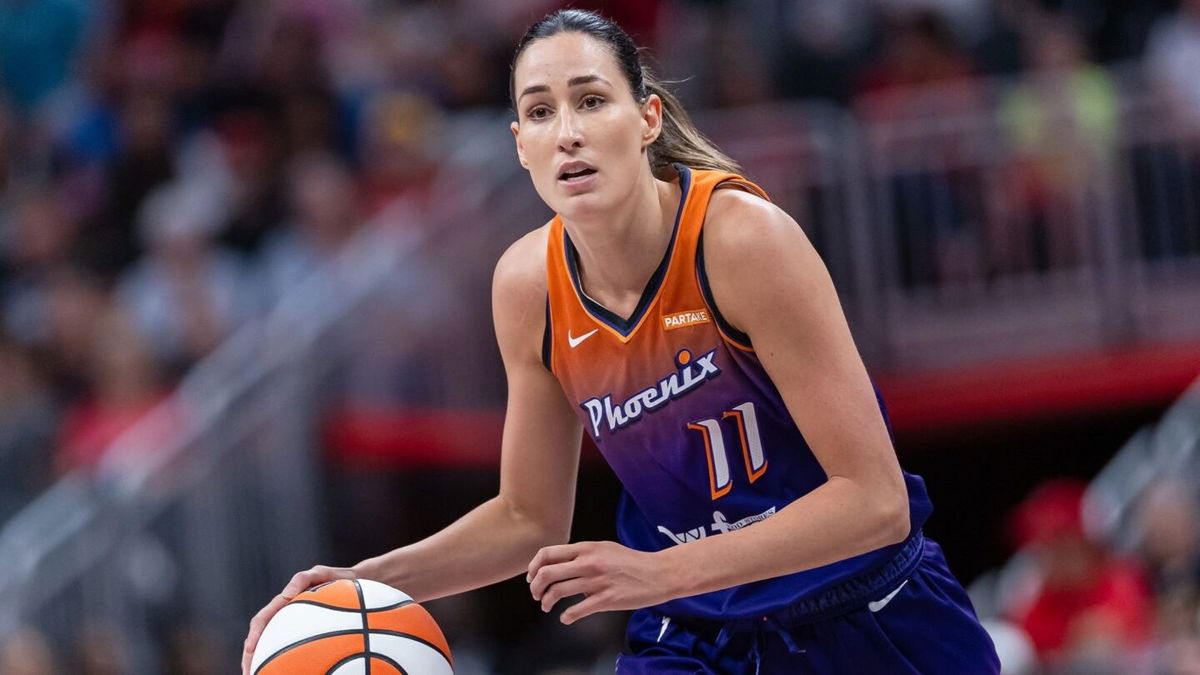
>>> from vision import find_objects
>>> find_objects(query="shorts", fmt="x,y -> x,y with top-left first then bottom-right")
616,538 -> 1000,674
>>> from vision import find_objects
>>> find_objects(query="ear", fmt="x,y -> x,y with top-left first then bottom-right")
640,94 -> 663,149
510,121 -> 529,170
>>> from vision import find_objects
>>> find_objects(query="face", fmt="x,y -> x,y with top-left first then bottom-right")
511,32 -> 661,218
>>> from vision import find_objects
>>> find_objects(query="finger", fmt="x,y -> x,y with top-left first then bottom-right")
526,544 -> 582,582
529,559 -> 587,601
281,566 -> 332,599
243,594 -> 290,667
540,577 -> 594,612
560,592 -> 608,625
243,566 -> 348,675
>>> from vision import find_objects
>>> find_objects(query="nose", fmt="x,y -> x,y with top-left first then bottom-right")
556,109 -> 583,151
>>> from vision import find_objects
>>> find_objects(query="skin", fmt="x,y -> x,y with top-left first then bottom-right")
242,31 -> 910,674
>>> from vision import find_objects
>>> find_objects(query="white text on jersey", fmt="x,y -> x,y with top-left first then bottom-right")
579,348 -> 720,438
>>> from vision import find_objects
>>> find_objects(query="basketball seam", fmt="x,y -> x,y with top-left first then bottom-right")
253,629 -> 448,675
325,653 -> 366,675
368,630 -> 453,667
252,630 -> 365,675
323,652 -> 411,675
371,653 -> 409,675
287,599 -> 415,614
354,580 -> 370,675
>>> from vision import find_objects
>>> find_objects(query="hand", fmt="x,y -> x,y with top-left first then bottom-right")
242,565 -> 357,674
526,541 -> 672,625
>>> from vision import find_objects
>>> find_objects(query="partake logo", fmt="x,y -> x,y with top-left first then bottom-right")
579,348 -> 720,438
662,309 -> 710,331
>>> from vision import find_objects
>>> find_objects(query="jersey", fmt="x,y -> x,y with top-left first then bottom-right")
543,164 -> 933,620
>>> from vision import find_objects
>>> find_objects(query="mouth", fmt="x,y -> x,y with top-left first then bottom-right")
558,165 -> 598,183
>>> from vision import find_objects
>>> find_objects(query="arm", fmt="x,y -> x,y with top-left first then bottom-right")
529,190 -> 909,623
356,228 -> 584,599
653,189 -> 910,596
244,228 -> 583,673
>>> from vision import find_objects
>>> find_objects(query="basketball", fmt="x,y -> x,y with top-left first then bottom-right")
249,579 -> 453,675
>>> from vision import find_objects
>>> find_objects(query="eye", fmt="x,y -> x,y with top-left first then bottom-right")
526,105 -> 552,121
581,95 -> 605,110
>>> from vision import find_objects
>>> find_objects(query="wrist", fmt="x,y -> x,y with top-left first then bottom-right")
653,545 -> 698,601
351,556 -> 381,582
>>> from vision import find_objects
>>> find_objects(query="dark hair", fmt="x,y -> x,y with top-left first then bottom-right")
510,9 -> 741,178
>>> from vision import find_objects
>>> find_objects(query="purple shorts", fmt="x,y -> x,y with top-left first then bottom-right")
617,538 -> 999,674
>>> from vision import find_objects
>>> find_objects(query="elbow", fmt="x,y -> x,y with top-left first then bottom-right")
879,490 -> 911,547
497,495 -> 571,552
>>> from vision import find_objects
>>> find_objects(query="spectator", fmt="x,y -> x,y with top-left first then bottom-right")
1132,479 -> 1200,674
1007,479 -> 1154,672
998,14 -> 1117,274
211,108 -> 287,254
0,626 -> 59,675
2,187 -> 85,344
855,10 -> 985,287
772,0 -> 875,103
0,333 -> 59,522
55,308 -> 169,473
72,620 -> 130,675
855,9 -> 981,123
1145,0 -> 1200,134
356,90 -> 441,221
94,88 -> 178,275
0,0 -> 89,114
116,180 -> 258,375
259,151 -> 362,305
24,266 -> 111,400
1135,479 -> 1200,602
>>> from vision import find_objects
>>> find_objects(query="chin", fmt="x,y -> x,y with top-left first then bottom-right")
553,192 -> 614,220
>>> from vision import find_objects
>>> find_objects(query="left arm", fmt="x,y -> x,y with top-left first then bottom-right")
528,190 -> 910,623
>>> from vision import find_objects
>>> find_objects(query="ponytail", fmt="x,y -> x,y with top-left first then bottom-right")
642,72 -> 742,178
513,9 -> 742,179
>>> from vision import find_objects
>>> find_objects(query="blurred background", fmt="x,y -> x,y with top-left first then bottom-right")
0,0 -> 1198,673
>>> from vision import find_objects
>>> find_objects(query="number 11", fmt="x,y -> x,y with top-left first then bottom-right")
687,402 -> 767,500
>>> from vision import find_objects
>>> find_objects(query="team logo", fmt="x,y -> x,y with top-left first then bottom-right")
580,347 -> 719,438
662,309 -> 710,331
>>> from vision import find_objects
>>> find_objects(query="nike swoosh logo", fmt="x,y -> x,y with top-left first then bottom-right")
657,617 -> 671,642
567,328 -> 599,348
867,579 -> 909,613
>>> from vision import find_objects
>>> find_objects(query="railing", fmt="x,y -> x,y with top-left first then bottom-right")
0,225 -> 410,670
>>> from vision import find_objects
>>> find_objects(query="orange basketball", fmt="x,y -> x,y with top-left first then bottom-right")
250,579 -> 453,675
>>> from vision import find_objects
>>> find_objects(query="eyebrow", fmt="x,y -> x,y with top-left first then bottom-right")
518,75 -> 612,102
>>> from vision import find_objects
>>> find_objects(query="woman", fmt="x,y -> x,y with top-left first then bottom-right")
244,10 -> 1000,673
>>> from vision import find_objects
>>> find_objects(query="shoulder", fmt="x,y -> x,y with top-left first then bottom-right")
702,187 -> 815,272
494,223 -> 550,305
701,187 -> 830,334
492,223 -> 552,362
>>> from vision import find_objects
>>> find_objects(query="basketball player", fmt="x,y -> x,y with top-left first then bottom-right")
245,10 -> 1000,673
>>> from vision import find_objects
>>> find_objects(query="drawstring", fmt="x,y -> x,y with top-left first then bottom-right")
765,616 -> 806,655
753,623 -> 764,675
682,613 -> 807,673
750,617 -> 803,675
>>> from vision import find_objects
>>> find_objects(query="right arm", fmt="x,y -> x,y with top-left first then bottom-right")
243,227 -> 583,672
355,227 -> 584,598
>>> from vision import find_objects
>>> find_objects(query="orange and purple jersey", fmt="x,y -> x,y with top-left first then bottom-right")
543,165 -> 932,620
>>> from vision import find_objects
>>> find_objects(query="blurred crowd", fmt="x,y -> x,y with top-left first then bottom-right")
2,0 -> 1200,673
975,475 -> 1200,674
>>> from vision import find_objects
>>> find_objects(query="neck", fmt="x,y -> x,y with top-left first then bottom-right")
561,164 -> 681,318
